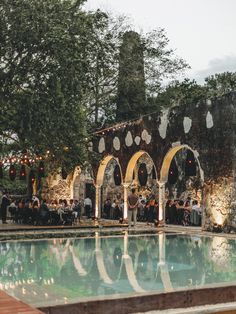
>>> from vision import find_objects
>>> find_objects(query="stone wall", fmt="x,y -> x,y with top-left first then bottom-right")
92,92 -> 236,230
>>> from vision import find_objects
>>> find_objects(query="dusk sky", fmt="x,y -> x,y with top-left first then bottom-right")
85,0 -> 236,83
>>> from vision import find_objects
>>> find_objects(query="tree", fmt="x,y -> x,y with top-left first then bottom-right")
148,79 -> 207,111
148,72 -> 236,112
205,72 -> 236,97
81,14 -> 128,130
0,0 -> 107,172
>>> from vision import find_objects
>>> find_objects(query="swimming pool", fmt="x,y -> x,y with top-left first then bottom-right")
0,232 -> 235,308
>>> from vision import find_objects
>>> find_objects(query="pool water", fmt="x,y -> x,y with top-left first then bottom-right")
0,232 -> 236,308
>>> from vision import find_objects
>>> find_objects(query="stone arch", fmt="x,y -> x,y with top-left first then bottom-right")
95,155 -> 123,218
160,144 -> 204,184
123,151 -> 157,220
158,144 -> 204,224
96,155 -> 123,186
124,151 -> 157,185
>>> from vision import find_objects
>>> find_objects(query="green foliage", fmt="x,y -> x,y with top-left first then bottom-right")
205,72 -> 236,97
0,0 -> 106,172
0,167 -> 27,195
141,29 -> 189,97
149,72 -> 236,111
149,79 -> 207,110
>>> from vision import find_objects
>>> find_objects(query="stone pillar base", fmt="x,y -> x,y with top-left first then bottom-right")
157,220 -> 165,227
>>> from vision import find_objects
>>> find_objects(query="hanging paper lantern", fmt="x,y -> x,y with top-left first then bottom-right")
19,165 -> 26,180
168,158 -> 178,185
9,164 -> 16,181
0,163 -> 3,179
61,168 -> 67,180
152,166 -> 157,180
38,161 -> 45,178
29,170 -> 36,184
113,164 -> 122,186
185,150 -> 196,176
25,158 -> 31,167
138,163 -> 148,186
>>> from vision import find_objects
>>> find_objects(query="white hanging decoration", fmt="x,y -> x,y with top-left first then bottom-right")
141,129 -> 152,144
206,111 -> 214,129
158,108 -> 169,139
125,131 -> 133,147
98,137 -> 105,153
134,136 -> 141,145
183,117 -> 192,134
113,137 -> 120,151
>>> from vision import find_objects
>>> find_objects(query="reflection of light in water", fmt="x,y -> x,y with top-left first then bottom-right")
210,237 -> 230,270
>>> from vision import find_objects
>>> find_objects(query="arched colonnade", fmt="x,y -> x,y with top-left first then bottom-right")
95,144 -> 204,223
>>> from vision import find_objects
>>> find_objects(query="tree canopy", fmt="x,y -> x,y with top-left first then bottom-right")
0,0 -> 107,172
148,72 -> 236,112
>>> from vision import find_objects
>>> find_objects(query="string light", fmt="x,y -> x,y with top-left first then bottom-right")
0,150 -> 48,167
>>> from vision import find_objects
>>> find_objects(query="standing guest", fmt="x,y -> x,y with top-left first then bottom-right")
119,199 -> 124,223
69,199 -> 74,211
39,199 -> 50,225
147,195 -> 155,225
1,191 -> 10,224
8,199 -> 17,221
183,199 -> 191,226
127,188 -> 139,227
176,200 -> 185,225
110,199 -> 117,220
32,200 -> 40,225
191,200 -> 202,226
84,196 -> 92,219
165,200 -> 172,224
114,200 -> 123,221
103,199 -> 111,219
73,200 -> 81,223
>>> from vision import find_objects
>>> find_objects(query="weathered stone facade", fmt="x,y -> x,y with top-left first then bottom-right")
92,92 -> 236,229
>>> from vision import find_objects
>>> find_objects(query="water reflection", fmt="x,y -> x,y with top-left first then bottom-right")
0,233 -> 236,307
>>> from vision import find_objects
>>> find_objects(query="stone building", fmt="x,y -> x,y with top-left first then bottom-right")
91,92 -> 236,231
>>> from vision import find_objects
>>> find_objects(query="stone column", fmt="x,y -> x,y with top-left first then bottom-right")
123,183 -> 130,220
158,181 -> 166,225
95,184 -> 101,219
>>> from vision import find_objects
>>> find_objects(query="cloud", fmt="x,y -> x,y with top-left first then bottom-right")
193,55 -> 236,84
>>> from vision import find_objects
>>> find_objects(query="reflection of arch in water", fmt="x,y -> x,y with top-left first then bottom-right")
1,235 -> 175,297
158,144 -> 204,222
47,234 -> 174,295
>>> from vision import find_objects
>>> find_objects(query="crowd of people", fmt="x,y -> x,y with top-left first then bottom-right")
165,198 -> 202,226
0,190 -> 92,226
0,189 -> 202,227
103,191 -> 159,226
103,192 -> 202,227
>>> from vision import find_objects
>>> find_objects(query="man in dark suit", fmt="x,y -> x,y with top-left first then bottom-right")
1,190 -> 10,224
